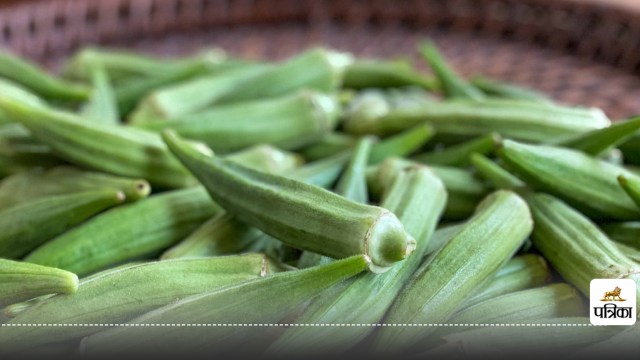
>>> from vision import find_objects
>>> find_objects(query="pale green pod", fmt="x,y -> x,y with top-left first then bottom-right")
135,91 -> 340,154
267,165 -> 448,355
599,222 -> 640,250
80,64 -> 119,125
0,78 -> 47,124
0,166 -> 150,211
557,117 -> 640,156
0,95 -> 195,189
299,133 -> 357,161
368,124 -> 434,165
0,259 -> 78,308
526,192 -> 640,308
470,76 -> 553,103
288,150 -> 351,188
425,223 -> 464,256
160,214 -> 264,260
343,98 -> 610,143
163,131 -> 415,272
225,144 -> 304,174
619,174 -> 640,211
334,136 -> 374,204
0,254 -> 270,350
470,152 -> 525,190
498,139 -> 640,220
0,190 -> 125,259
24,187 -> 221,276
0,51 -> 90,101
81,255 -> 369,354
372,190 -> 533,352
419,41 -> 485,100
461,254 -> 552,308
414,133 -> 501,167
343,59 -> 437,90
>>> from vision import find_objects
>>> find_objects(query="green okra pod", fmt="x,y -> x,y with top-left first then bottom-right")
0,259 -> 78,308
135,91 -> 340,154
81,255 -> 369,354
620,133 -> 640,165
0,190 -> 125,259
0,79 -> 47,124
470,152 -> 526,190
0,95 -> 195,188
0,166 -> 150,211
288,150 -> 351,188
425,223 -> 463,256
599,222 -> 640,250
268,165 -> 448,354
343,98 -> 610,143
470,76 -> 553,103
498,139 -> 640,220
299,133 -> 357,161
0,254 -> 270,350
334,136 -> 374,204
163,130 -> 415,272
24,187 -> 220,276
413,133 -> 501,167
373,190 -> 533,352
618,174 -> 640,211
614,241 -> 640,263
557,117 -> 640,157
368,124 -> 434,165
526,192 -> 640,308
225,144 -> 303,174
0,123 -> 65,177
80,64 -> 119,125
343,59 -> 437,90
461,254 -> 552,308
0,51 -> 90,101
419,41 -> 485,100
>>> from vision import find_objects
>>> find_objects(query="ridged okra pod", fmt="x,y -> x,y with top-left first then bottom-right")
82,255 -> 369,354
413,133 -> 500,167
0,259 -> 78,308
0,255 -> 270,350
618,174 -> 640,211
600,222 -> 640,250
80,64 -> 119,125
163,130 -> 415,272
368,124 -> 434,165
300,133 -> 357,161
342,60 -> 436,90
136,91 -> 340,154
470,153 -> 526,190
526,193 -> 640,309
498,139 -> 640,220
557,117 -> 640,156
0,166 -> 150,210
0,95 -> 195,188
24,187 -> 220,276
288,150 -> 351,188
470,76 -> 553,103
225,144 -> 303,174
0,79 -> 47,124
373,190 -> 533,352
268,165 -> 447,354
0,190 -> 124,259
0,51 -> 90,101
343,98 -> 609,143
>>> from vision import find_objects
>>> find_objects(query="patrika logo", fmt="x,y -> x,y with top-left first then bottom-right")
590,279 -> 636,326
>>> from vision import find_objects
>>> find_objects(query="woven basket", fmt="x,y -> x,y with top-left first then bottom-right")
0,0 -> 639,119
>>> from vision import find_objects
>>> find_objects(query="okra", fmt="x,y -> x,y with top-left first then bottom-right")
0,124 -> 64,177
425,223 -> 463,256
160,214 -> 264,259
268,165 -> 447,354
130,48 -> 351,121
0,259 -> 78,308
461,254 -> 551,308
288,150 -> 351,188
618,174 -> 640,210
225,144 -> 303,174
471,76 -> 553,103
526,192 -> 640,308
80,64 -> 119,125
373,190 -> 533,351
0,254 -> 270,350
300,133 -> 357,161
0,79 -> 47,124
620,133 -> 640,165
342,98 -> 609,143
413,133 -> 500,167
334,137 -> 374,204
81,255 -> 369,353
470,153 -> 526,190
368,124 -> 434,165
24,187 -> 220,276
0,166 -> 150,211
135,91 -> 340,154
498,139 -> 640,220
0,52 -> 90,102
0,96 -> 195,188
558,117 -> 640,156
599,222 -> 640,250
419,41 -> 485,100
343,59 -> 436,90
163,131 -> 415,272
0,190 -> 124,259
3,295 -> 54,318
614,241 -> 640,263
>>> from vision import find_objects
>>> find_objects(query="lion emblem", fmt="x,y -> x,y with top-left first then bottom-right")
601,286 -> 625,301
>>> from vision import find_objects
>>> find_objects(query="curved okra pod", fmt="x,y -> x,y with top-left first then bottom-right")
0,190 -> 125,259
0,95 -> 195,189
80,64 -> 119,125
618,174 -> 640,211
497,139 -> 640,220
162,130 -> 416,272
368,124 -> 434,165
470,152 -> 526,191
0,79 -> 47,124
24,187 -> 221,276
0,254 -> 270,351
0,259 -> 78,308
557,117 -> 640,157
372,190 -> 532,352
81,255 -> 370,354
342,59 -> 437,90
225,144 -> 303,174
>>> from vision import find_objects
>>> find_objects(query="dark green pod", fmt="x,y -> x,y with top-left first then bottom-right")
343,59 -> 436,90
414,133 -> 500,167
470,153 -> 526,190
368,124 -> 434,165
24,187 -> 220,276
163,131 -> 415,272
558,117 -> 640,157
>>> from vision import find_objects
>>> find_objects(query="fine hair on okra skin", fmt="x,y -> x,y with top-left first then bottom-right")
2,38 -> 640,358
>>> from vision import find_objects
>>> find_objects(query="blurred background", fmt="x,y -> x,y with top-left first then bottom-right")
0,0 -> 639,118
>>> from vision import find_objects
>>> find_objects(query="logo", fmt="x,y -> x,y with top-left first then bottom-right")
590,279 -> 636,326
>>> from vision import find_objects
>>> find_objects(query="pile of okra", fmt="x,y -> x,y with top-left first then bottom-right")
0,40 -> 639,356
